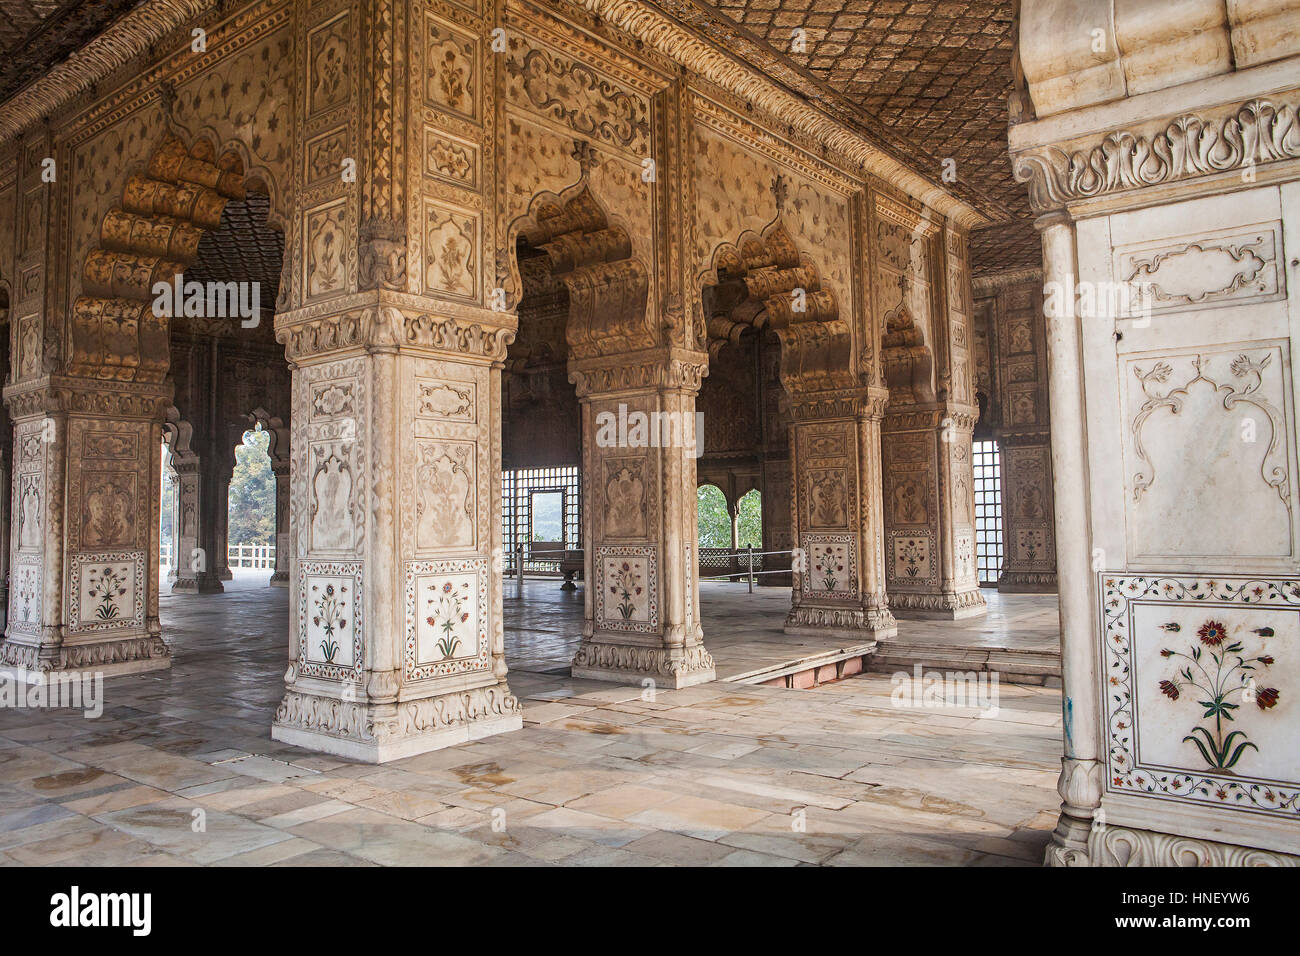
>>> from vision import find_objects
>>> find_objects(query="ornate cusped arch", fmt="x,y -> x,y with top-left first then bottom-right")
699,220 -> 852,396
68,132 -> 248,384
506,172 -> 653,364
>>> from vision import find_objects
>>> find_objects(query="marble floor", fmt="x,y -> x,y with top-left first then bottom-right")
504,578 -> 1061,682
0,572 -> 1064,866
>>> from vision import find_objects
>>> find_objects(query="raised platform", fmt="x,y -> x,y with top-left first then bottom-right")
504,581 -> 1059,689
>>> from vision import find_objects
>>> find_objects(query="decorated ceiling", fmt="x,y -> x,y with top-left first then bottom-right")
0,0 -> 1035,272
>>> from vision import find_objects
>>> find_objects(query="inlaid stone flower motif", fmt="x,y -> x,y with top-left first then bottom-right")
609,561 -> 643,620
86,565 -> 129,621
1156,618 -> 1281,773
812,545 -> 844,592
310,582 -> 348,664
426,580 -> 471,659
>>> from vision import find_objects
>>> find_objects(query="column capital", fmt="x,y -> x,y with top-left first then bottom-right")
2,374 -> 173,421
274,293 -> 518,366
567,347 -> 708,399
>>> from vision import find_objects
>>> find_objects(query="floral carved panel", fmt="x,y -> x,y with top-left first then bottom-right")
68,551 -> 145,633
307,13 -> 352,119
423,200 -> 478,300
404,558 -> 490,681
595,547 -> 658,632
1122,345 -> 1296,564
298,562 -> 363,683
424,13 -> 479,122
800,533 -> 858,600
414,441 -> 476,551
1101,573 -> 1300,822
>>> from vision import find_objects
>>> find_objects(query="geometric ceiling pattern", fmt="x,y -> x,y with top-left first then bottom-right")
0,0 -> 141,103
183,191 -> 283,332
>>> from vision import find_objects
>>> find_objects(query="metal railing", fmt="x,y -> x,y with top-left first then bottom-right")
159,542 -> 277,570
698,547 -> 795,592
511,545 -> 795,596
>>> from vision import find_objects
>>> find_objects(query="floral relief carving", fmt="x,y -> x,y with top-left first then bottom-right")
308,14 -> 351,116
81,473 -> 137,549
306,203 -> 348,299
415,442 -> 475,551
807,468 -> 849,529
505,44 -> 650,153
1013,99 -> 1300,212
425,129 -> 476,187
425,16 -> 477,119
309,441 -> 355,553
18,473 -> 42,550
424,203 -> 477,299
603,459 -> 647,539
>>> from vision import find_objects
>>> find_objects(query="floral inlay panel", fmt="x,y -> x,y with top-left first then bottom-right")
404,559 -> 490,681
1101,573 -> 1300,820
800,533 -> 858,600
595,547 -> 658,632
68,551 -> 145,633
889,531 -> 936,587
297,562 -> 364,683
9,557 -> 42,635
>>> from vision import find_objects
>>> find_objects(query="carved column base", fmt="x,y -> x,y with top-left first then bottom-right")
1044,756 -> 1105,866
997,571 -> 1057,593
570,638 -> 716,689
0,634 -> 171,684
271,682 -> 523,763
217,568 -> 233,581
171,573 -> 225,594
784,603 -> 897,640
269,570 -> 290,588
1087,825 -> 1300,867
889,588 -> 987,620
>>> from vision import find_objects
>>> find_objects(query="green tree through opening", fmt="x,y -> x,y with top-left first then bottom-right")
696,485 -> 729,548
228,428 -> 275,547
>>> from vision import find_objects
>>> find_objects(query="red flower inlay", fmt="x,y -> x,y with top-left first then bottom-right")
1197,620 -> 1228,646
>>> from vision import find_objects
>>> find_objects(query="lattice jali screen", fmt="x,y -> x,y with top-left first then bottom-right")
973,440 -> 1003,587
502,466 -> 581,573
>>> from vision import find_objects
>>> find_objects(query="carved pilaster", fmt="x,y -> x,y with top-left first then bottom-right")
568,348 -> 717,688
785,386 -> 896,640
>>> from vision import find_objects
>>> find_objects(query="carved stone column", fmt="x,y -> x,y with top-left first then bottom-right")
568,355 -> 717,688
170,451 -> 224,594
271,304 -> 522,760
785,386 -> 897,639
270,458 -> 290,587
1,380 -> 171,681
881,402 -> 985,618
270,0 -> 521,760
212,460 -> 234,581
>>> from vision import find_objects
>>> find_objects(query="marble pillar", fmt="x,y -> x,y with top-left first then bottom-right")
568,356 -> 717,688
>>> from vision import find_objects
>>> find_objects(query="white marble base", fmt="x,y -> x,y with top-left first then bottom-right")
272,711 -> 523,763
0,656 -> 170,685
570,639 -> 716,689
